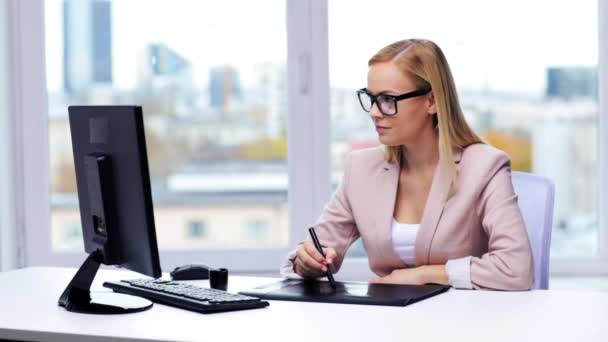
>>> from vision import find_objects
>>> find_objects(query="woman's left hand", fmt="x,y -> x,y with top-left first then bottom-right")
368,265 -> 449,285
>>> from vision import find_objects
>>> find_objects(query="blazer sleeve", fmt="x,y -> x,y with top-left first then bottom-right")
471,156 -> 535,290
280,153 -> 360,277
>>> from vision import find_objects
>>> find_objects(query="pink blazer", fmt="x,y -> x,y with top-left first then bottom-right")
281,143 -> 534,290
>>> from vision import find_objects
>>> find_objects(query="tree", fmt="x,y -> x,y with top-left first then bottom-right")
242,137 -> 287,161
483,131 -> 532,172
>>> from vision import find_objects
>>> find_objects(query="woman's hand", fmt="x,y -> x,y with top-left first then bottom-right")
369,265 -> 449,285
293,241 -> 338,279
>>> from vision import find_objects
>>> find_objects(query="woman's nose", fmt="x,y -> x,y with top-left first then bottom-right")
369,102 -> 383,119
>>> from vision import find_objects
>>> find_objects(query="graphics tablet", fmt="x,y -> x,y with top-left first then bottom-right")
239,279 -> 450,306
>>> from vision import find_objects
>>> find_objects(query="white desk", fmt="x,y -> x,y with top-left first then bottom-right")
0,267 -> 606,342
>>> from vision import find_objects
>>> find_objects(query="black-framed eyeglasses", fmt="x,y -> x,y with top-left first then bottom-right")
356,87 -> 432,116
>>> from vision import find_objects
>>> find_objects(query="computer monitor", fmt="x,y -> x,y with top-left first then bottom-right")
58,105 -> 162,314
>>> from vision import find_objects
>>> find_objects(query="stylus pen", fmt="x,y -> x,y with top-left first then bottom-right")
308,227 -> 337,289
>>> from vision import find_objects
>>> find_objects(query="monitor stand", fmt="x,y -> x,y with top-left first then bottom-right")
58,250 -> 153,314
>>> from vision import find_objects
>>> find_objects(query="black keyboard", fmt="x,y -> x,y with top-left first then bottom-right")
103,279 -> 269,314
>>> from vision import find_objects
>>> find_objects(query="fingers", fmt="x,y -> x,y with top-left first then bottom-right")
294,246 -> 325,278
323,248 -> 337,264
294,260 -> 317,277
294,257 -> 323,278
301,244 -> 327,271
304,241 -> 327,265
293,242 -> 338,278
323,247 -> 338,272
303,241 -> 337,266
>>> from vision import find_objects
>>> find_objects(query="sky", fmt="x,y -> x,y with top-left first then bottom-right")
45,0 -> 598,95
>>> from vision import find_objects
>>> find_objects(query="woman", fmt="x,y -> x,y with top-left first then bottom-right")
281,39 -> 534,290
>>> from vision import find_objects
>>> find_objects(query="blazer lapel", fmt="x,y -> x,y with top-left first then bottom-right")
415,148 -> 463,266
373,159 -> 404,269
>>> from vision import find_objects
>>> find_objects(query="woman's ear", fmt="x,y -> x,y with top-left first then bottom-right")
427,91 -> 437,115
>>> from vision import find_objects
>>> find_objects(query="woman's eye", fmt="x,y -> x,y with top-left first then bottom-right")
378,96 -> 393,105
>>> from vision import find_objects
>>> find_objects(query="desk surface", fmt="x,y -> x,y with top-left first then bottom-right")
0,267 -> 607,342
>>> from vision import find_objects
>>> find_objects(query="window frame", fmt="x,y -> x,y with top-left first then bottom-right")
600,0 -> 608,265
4,0 -> 50,270
0,0 -> 18,271
5,0 -> 608,276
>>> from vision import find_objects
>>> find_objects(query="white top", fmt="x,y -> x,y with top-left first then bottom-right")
391,217 -> 473,289
391,218 -> 419,267
1,267 -> 608,342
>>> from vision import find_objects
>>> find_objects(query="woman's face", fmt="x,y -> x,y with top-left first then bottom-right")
366,61 -> 435,146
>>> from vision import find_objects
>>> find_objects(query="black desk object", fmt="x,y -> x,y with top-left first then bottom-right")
239,279 -> 450,306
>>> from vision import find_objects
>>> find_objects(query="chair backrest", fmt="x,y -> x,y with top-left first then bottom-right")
511,171 -> 555,289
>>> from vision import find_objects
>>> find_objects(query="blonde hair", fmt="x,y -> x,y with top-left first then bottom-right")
368,39 -> 483,197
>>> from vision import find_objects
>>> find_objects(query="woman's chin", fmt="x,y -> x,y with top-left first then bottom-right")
378,136 -> 400,146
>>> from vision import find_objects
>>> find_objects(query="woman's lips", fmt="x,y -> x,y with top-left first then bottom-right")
376,126 -> 390,134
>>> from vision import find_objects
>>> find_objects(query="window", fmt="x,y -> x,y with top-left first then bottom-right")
46,0 -> 289,253
11,1 -> 607,275
60,222 -> 82,250
186,220 -> 207,239
244,219 -> 269,243
330,0 -> 599,259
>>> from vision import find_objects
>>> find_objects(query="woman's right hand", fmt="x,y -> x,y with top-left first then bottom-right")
293,241 -> 338,278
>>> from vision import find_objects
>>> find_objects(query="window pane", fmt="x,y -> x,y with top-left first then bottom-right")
330,0 -> 598,258
186,220 -> 207,239
46,0 -> 288,251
